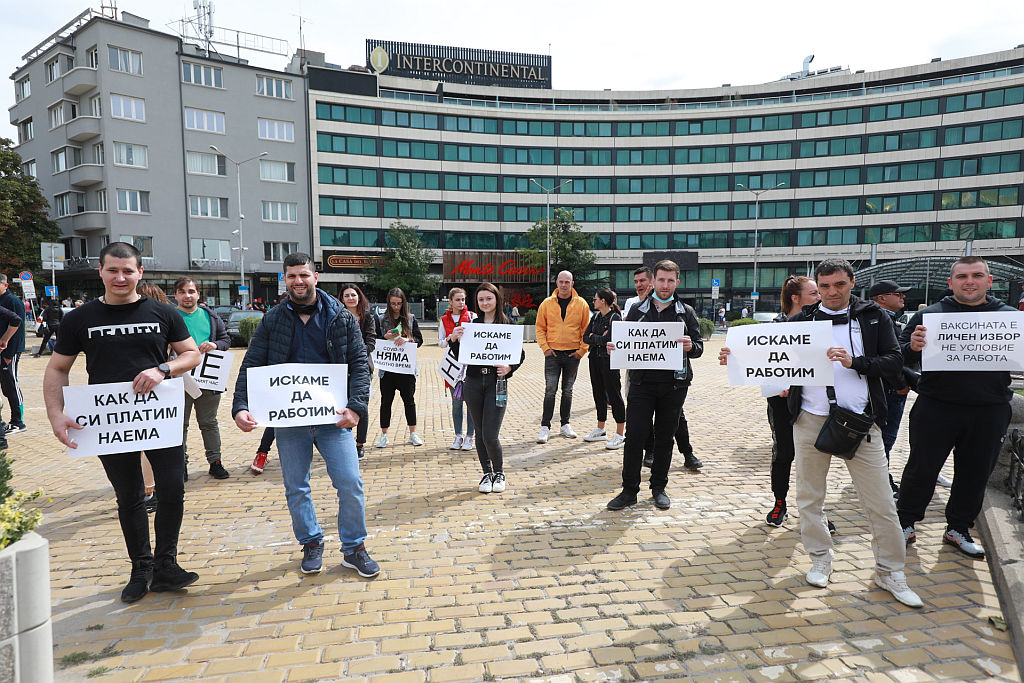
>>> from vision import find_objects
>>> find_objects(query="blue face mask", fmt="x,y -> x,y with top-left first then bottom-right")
651,291 -> 674,304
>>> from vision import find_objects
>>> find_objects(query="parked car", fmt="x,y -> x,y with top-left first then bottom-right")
752,312 -> 777,323
226,310 -> 264,346
213,306 -> 236,324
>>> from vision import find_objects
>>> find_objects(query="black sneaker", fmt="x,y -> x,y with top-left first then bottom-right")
652,489 -> 671,510
341,543 -> 380,578
4,423 -> 26,436
301,541 -> 324,574
209,461 -> 230,479
683,453 -> 703,470
943,528 -> 985,558
149,559 -> 198,592
642,453 -> 654,469
827,519 -> 838,536
144,493 -> 158,514
607,491 -> 637,511
766,499 -> 787,527
121,562 -> 153,603
357,445 -> 365,459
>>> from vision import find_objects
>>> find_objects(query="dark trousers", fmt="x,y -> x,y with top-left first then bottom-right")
897,394 -> 1011,532
355,403 -> 369,444
541,351 -> 580,427
258,427 -> 275,453
622,381 -> 687,494
588,355 -> 625,424
463,372 -> 507,474
98,445 -> 186,566
674,409 -> 693,455
380,372 -> 417,428
881,388 -> 908,490
0,355 -> 22,424
38,325 -> 58,354
766,395 -> 795,500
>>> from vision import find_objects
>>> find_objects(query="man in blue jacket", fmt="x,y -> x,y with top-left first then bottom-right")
232,253 -> 378,577
0,275 -> 26,435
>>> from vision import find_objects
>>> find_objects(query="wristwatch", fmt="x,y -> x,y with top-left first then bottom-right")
157,363 -> 172,379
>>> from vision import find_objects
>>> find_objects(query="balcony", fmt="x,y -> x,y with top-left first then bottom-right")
65,115 -> 100,142
61,66 -> 97,96
66,255 -> 163,271
66,211 -> 107,232
68,164 -> 103,187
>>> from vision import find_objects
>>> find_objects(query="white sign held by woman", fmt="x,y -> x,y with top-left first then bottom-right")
246,363 -> 349,427
457,324 -> 524,365
373,339 -> 417,375
725,321 -> 834,386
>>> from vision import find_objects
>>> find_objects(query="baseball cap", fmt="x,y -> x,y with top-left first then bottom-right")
867,280 -> 911,298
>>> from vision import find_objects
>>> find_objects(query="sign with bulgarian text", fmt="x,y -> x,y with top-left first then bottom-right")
725,321 -> 835,386
610,322 -> 686,370
188,350 -> 235,392
437,346 -> 464,387
921,311 -> 1024,371
457,324 -> 524,366
246,364 -> 348,427
373,339 -> 418,375
62,379 -> 185,458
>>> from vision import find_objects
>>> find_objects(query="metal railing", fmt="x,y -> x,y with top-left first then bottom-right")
1006,429 -> 1024,520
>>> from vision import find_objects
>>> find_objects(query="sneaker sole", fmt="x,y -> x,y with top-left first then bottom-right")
765,512 -> 788,527
300,565 -> 323,575
251,467 -> 264,474
340,558 -> 380,578
582,436 -> 607,442
150,574 -> 199,592
607,500 -> 637,511
943,535 -> 985,558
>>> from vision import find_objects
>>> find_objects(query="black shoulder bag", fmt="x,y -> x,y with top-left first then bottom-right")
814,385 -> 873,460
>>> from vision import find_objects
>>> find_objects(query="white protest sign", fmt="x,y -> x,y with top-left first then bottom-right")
610,321 -> 686,370
457,324 -> 524,366
725,321 -> 835,386
246,363 -> 348,427
188,350 -> 235,392
62,378 -> 185,458
436,346 -> 464,387
921,311 -> 1024,371
373,339 -> 417,375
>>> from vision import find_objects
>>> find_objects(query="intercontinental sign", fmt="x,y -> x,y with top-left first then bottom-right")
366,39 -> 552,89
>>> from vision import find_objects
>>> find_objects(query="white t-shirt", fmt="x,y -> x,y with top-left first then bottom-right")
623,295 -> 643,317
801,304 -> 870,416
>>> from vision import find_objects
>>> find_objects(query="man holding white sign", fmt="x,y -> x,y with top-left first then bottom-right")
43,242 -> 202,604
232,253 -> 378,578
897,256 -> 1017,559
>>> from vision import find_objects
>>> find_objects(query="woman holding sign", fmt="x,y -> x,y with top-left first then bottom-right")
341,284 -> 378,459
439,288 -> 476,451
376,288 -> 424,447
582,288 -> 626,448
448,283 -> 525,493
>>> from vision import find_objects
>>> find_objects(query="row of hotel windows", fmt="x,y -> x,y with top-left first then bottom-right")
315,84 -> 1024,137
314,118 -> 1023,165
52,186 -> 298,223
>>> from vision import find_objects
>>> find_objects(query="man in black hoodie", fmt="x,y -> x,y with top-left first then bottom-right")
897,256 -> 1014,559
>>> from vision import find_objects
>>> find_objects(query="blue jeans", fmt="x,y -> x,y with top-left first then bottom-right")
275,424 -> 367,551
452,396 -> 475,436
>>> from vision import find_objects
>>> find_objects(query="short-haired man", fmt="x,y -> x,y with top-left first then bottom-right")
536,271 -> 590,443
607,260 -> 703,511
173,277 -> 231,481
868,279 -> 912,495
0,275 -> 27,435
43,242 -> 202,603
622,266 -> 653,317
232,253 -> 378,577
898,256 -> 1015,559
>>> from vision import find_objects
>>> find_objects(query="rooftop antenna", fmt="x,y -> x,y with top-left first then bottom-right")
193,0 -> 214,54
171,0 -> 290,60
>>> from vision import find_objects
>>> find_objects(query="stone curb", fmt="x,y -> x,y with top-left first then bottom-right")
978,485 -> 1024,669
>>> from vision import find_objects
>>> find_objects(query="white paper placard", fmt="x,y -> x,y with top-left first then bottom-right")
437,346 -> 464,387
188,350 -> 235,392
610,321 -> 686,370
725,321 -> 835,386
456,323 -> 524,365
62,378 -> 185,457
373,339 -> 417,375
246,363 -> 348,427
920,311 -> 1024,371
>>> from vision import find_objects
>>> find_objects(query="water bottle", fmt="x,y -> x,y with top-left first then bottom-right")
495,376 -> 508,407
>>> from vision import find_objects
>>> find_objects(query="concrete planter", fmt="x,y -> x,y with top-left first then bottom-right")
521,324 -> 536,343
0,532 -> 53,683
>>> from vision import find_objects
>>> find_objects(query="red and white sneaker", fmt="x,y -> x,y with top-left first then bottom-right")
251,451 -> 268,474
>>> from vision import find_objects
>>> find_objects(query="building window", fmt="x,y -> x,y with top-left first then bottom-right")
86,46 -> 99,68
52,149 -> 68,174
14,77 -> 29,102
191,238 -> 231,261
181,62 -> 223,88
93,142 -> 104,164
90,95 -> 102,117
257,118 -> 294,142
186,151 -> 226,176
48,103 -> 65,129
264,242 -> 297,261
256,75 -> 292,99
113,142 -> 148,168
116,189 -> 150,214
108,46 -> 143,75
259,160 -> 294,182
120,234 -> 153,256
110,94 -> 145,121
261,201 -> 297,223
184,107 -> 224,133
45,58 -> 60,82
54,192 -> 84,217
96,189 -> 107,212
18,118 -> 33,144
189,195 -> 229,218
21,160 -> 36,177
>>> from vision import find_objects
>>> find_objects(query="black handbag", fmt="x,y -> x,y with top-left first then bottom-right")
814,386 -> 873,460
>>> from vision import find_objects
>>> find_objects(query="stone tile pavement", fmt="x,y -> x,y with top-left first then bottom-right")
5,334 -> 1019,681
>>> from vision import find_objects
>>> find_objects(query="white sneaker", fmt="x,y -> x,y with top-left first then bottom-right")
936,473 -> 953,487
491,472 -> 506,492
874,570 -> 923,608
409,432 -> 424,446
560,424 -> 578,439
375,434 -> 389,448
537,427 -> 550,443
605,433 -> 625,449
450,436 -> 464,450
462,435 -> 475,450
805,557 -> 832,587
478,473 -> 493,493
582,428 -> 607,442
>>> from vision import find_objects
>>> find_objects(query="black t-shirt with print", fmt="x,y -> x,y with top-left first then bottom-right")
54,296 -> 191,384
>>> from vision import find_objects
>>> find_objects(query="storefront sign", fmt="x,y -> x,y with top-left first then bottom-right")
367,40 -> 551,89
921,311 -> 1024,371
246,364 -> 349,428
62,379 -> 185,457
443,251 -> 545,284
321,251 -> 388,273
725,321 -> 835,386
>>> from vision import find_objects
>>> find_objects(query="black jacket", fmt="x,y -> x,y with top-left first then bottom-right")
899,295 -> 1015,405
583,310 -> 621,358
623,295 -> 703,384
787,295 -> 902,429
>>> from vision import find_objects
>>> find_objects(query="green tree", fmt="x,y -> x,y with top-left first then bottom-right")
518,207 -> 604,299
0,138 -> 60,278
365,221 -> 440,297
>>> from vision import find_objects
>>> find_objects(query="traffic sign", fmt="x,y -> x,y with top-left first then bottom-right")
18,271 -> 31,281
277,273 -> 286,295
711,278 -> 721,287
711,285 -> 720,299
238,286 -> 249,292
751,292 -> 760,300
45,286 -> 59,298
21,280 -> 36,299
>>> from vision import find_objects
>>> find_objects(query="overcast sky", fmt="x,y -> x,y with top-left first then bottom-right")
3,0 -> 1023,135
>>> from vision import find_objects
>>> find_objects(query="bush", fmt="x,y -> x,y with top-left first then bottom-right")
726,310 -> 743,322
729,317 -> 759,327
519,309 -> 538,325
698,318 -> 715,340
239,316 -> 261,346
0,454 -> 42,551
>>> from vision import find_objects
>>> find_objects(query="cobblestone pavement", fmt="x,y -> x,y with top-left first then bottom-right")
7,334 -> 1019,681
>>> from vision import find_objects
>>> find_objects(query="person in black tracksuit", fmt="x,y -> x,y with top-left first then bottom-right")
897,256 -> 1014,559
34,299 -> 64,357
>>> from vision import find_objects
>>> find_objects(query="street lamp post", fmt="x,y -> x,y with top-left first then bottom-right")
529,178 -> 573,297
210,146 -> 266,307
736,181 -> 786,314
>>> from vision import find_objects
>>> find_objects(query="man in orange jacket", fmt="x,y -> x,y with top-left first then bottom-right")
536,271 -> 590,443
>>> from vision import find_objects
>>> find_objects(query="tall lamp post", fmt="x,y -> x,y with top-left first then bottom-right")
529,178 -> 573,297
210,146 -> 266,307
736,181 -> 786,314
